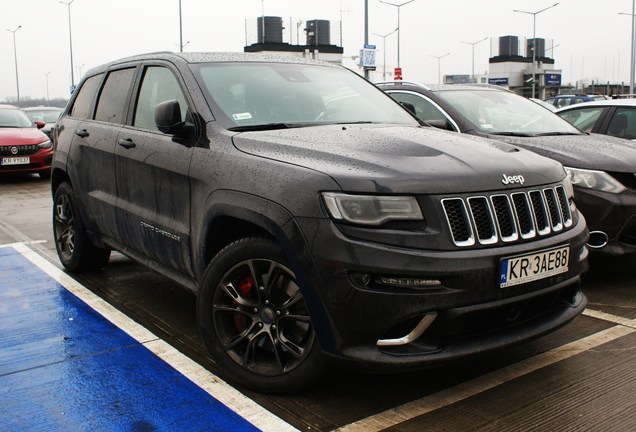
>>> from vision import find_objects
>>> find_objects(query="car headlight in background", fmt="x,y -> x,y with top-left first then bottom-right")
565,167 -> 626,194
37,140 -> 52,149
322,192 -> 424,226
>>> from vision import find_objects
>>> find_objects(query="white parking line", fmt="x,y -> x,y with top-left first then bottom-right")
336,317 -> 636,432
9,242 -> 299,432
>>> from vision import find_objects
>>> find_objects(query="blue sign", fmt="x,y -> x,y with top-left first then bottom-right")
545,74 -> 562,86
489,77 -> 509,86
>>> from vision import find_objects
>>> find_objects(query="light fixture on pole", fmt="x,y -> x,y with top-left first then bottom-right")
378,0 -> 415,68
373,28 -> 398,80
619,1 -> 636,94
513,2 -> 559,99
60,0 -> 75,91
430,52 -> 450,85
7,25 -> 21,103
461,37 -> 487,83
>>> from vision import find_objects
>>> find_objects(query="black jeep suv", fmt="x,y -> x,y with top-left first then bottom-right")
52,52 -> 588,392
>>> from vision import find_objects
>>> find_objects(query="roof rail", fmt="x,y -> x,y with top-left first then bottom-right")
374,80 -> 432,91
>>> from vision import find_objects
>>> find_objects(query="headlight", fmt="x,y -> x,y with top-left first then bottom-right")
37,140 -> 52,149
322,192 -> 423,226
565,167 -> 626,194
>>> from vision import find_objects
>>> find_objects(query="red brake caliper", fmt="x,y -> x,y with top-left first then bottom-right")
233,275 -> 254,332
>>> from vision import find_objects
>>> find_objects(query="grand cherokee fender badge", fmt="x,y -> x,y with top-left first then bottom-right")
502,174 -> 525,185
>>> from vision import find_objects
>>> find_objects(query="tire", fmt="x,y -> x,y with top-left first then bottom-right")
197,237 -> 324,393
53,182 -> 111,272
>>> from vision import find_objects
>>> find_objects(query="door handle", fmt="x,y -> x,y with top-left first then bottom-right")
75,129 -> 89,138
117,138 -> 136,149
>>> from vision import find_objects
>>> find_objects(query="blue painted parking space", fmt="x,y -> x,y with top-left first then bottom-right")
0,245 -> 260,431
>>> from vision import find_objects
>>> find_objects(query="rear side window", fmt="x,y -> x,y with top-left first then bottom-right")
133,66 -> 189,131
94,68 -> 136,124
69,74 -> 103,119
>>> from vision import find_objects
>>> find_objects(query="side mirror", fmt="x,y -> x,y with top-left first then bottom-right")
425,119 -> 453,131
399,101 -> 416,116
35,120 -> 46,129
155,99 -> 185,135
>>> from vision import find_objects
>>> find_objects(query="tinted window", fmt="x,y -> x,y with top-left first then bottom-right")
70,74 -> 103,119
607,107 -> 636,140
94,68 -> 135,124
133,66 -> 189,131
558,107 -> 603,132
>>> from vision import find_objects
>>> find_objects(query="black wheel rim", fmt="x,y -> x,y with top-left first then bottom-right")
212,258 -> 314,377
54,193 -> 75,262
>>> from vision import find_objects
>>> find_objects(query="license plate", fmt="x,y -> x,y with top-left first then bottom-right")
1,157 -> 30,166
499,245 -> 570,288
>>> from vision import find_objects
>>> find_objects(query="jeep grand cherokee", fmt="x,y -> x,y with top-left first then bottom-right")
52,52 -> 588,392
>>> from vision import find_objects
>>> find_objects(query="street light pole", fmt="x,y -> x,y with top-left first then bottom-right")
46,72 -> 51,102
178,0 -> 183,52
461,37 -> 487,83
373,28 -> 398,80
619,1 -> 636,94
513,3 -> 559,99
60,0 -> 75,90
379,0 -> 415,68
430,52 -> 450,85
7,25 -> 21,103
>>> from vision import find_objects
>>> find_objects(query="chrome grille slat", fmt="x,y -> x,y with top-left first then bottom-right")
442,185 -> 573,247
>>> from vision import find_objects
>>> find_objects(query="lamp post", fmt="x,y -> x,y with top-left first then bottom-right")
430,52 -> 450,84
619,1 -> 636,94
7,25 -> 21,103
178,0 -> 183,52
513,3 -> 559,99
373,28 -> 398,80
378,0 -> 415,68
46,72 -> 51,102
60,0 -> 75,90
461,37 -> 487,83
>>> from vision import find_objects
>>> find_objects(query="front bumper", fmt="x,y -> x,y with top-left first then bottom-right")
290,215 -> 589,370
0,147 -> 54,175
574,186 -> 636,255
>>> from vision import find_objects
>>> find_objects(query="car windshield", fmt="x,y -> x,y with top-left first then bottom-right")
24,109 -> 63,123
0,108 -> 33,128
436,90 -> 582,135
191,62 -> 417,130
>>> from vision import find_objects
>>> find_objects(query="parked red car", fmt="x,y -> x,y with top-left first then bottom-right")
0,104 -> 53,178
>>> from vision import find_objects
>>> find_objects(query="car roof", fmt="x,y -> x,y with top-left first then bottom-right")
0,104 -> 20,110
83,51 -> 338,78
555,98 -> 636,112
375,81 -> 510,93
22,106 -> 63,111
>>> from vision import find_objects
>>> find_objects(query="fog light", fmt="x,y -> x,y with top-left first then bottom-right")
378,277 -> 442,288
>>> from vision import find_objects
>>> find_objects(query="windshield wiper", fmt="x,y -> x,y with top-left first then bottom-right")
488,131 -> 538,137
531,132 -> 584,137
228,123 -> 303,132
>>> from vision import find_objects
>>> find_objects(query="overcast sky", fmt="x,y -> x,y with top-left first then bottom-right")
1,0 -> 634,102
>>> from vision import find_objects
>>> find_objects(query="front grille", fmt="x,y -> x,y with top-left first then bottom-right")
0,145 -> 41,156
442,185 -> 572,247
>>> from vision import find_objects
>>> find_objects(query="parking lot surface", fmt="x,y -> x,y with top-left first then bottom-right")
1,174 -> 635,431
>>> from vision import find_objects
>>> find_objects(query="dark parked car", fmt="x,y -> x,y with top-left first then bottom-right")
556,99 -> 636,141
23,106 -> 64,139
52,53 -> 588,392
544,94 -> 608,109
378,82 -> 636,256
0,104 -> 53,178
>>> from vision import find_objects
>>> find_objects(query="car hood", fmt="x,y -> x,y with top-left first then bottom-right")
0,127 -> 48,145
232,124 -> 566,194
485,133 -> 636,172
